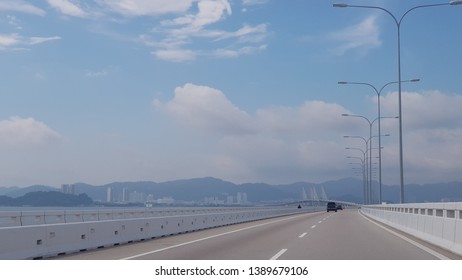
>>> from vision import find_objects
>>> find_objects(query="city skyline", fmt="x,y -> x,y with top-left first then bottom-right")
1,0 -> 461,188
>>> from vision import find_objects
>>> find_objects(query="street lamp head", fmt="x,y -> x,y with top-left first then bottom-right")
341,113 -> 350,116
338,81 -> 348,84
450,0 -> 462,5
333,3 -> 348,8
410,79 -> 420,82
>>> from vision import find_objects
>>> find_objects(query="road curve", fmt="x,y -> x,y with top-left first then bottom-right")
52,209 -> 461,260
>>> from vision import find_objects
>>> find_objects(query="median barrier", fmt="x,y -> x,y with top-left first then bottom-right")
361,202 -> 462,256
0,211 -> 21,227
0,206 -> 320,259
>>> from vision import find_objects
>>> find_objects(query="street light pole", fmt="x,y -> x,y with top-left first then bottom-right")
333,1 -> 462,203
338,79 -> 419,203
342,114 -> 374,204
343,115 -> 396,203
347,155 -> 366,204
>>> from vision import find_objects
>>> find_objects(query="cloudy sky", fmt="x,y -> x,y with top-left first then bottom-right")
0,0 -> 461,187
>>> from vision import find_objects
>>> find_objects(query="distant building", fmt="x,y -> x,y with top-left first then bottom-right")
302,188 -> 308,200
156,197 -> 175,204
146,194 -> 155,202
106,187 -> 113,202
122,188 -> 129,202
236,192 -> 248,205
204,197 -> 224,205
129,191 -> 146,203
61,184 -> 75,195
227,195 -> 234,205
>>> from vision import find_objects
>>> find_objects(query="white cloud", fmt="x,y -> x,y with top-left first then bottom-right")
330,16 -> 381,55
380,90 -> 462,130
0,34 -> 19,47
152,83 -> 359,183
0,1 -> 46,16
213,44 -> 266,58
144,0 -> 267,62
152,84 -> 462,184
242,0 -> 268,5
0,34 -> 61,50
47,0 -> 90,18
0,117 -> 62,147
154,83 -> 254,134
255,100 -> 353,139
11,0 -> 268,62
29,36 -> 62,45
152,49 -> 198,63
374,90 -> 462,183
154,83 -> 355,139
96,0 -> 195,16
211,24 -> 267,42
164,0 -> 232,29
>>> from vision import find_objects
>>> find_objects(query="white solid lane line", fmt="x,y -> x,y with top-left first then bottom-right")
270,249 -> 288,260
122,214 -> 304,260
360,211 -> 450,260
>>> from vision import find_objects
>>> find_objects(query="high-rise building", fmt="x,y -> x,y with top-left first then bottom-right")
106,187 -> 113,202
237,192 -> 248,204
122,188 -> 129,202
61,184 -> 75,195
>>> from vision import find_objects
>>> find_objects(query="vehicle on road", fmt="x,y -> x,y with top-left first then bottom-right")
327,202 -> 337,212
337,204 -> 343,210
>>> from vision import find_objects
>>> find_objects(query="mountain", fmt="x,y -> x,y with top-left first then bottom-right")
0,191 -> 93,207
0,185 -> 56,198
1,177 -> 462,205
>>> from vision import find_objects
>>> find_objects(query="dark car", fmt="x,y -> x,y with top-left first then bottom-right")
337,204 -> 343,210
327,202 -> 337,212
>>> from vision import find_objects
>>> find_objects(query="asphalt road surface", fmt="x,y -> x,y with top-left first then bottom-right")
52,209 -> 461,260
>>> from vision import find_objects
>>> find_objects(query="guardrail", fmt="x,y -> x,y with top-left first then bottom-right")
0,207 -> 286,228
360,202 -> 462,256
0,206 -> 322,259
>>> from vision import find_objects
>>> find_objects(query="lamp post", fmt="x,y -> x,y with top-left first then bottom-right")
342,114 -> 375,204
347,156 -> 366,204
333,1 -> 462,203
338,79 -> 419,203
346,149 -> 367,203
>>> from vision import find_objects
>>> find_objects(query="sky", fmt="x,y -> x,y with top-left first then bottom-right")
0,0 -> 461,188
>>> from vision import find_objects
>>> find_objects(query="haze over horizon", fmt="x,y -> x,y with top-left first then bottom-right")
1,1 -> 461,188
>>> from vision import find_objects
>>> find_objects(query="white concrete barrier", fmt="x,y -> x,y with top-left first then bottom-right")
0,206 -> 321,259
361,202 -> 462,256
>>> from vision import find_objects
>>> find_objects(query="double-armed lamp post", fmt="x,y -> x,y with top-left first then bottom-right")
338,79 -> 419,203
334,1 -> 462,203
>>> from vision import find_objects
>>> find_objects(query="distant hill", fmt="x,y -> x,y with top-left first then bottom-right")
0,185 -> 56,198
0,191 -> 93,207
1,177 -> 462,205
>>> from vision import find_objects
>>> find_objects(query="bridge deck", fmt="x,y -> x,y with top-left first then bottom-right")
51,209 -> 461,260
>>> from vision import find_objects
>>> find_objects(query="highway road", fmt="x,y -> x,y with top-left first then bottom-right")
52,209 -> 461,260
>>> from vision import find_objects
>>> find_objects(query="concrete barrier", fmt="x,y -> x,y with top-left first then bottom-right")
0,206 -> 321,259
361,202 -> 462,256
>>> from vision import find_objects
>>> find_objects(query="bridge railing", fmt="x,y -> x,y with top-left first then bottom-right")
0,207 -> 285,228
360,202 -> 462,256
0,206 -> 323,260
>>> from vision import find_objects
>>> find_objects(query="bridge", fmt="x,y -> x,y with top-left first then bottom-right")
1,201 -> 461,260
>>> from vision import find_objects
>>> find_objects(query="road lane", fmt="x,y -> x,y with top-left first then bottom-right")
278,210 -> 442,260
52,210 -> 460,260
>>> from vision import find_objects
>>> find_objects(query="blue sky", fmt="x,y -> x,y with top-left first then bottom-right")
0,0 -> 461,187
